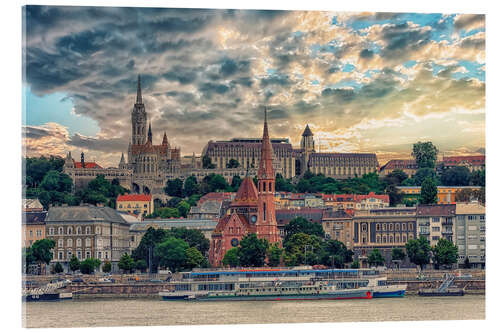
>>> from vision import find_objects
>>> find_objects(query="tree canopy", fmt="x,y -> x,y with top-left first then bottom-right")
412,142 -> 438,169
420,177 -> 438,204
441,166 -> 471,186
238,234 -> 269,267
367,249 -> 385,267
283,216 -> 325,244
432,238 -> 458,268
405,236 -> 431,269
118,253 -> 135,273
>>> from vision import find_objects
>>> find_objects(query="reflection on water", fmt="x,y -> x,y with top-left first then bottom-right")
23,295 -> 485,328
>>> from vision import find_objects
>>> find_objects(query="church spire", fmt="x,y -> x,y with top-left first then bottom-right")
136,74 -> 142,104
147,123 -> 152,143
162,131 -> 168,145
258,106 -> 274,179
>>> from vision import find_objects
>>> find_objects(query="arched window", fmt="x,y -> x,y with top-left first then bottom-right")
395,224 -> 400,231
409,233 -> 414,240
67,239 -> 73,247
383,235 -> 387,243
67,251 -> 72,259
58,239 -> 64,248
382,224 -> 387,231
376,234 -> 381,243
395,234 -> 400,243
389,224 -> 393,231
376,223 -> 380,231
263,202 -> 267,221
402,234 -> 407,243
402,223 -> 407,231
96,226 -> 101,234
85,238 -> 91,247
76,227 -> 81,235
86,226 -> 91,234
389,234 -> 394,243
76,238 -> 82,247
67,227 -> 73,235
58,227 -> 64,235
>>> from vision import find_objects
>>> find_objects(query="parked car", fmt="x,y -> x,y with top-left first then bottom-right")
98,278 -> 113,283
72,277 -> 84,283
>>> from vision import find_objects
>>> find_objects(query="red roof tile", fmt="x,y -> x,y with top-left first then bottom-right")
116,194 -> 152,202
74,162 -> 102,169
443,155 -> 485,166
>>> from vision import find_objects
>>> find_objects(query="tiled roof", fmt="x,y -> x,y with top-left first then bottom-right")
455,202 -> 485,215
22,198 -> 43,210
131,219 -> 218,231
231,177 -> 258,207
22,211 -> 47,224
322,209 -> 353,219
276,208 -> 324,226
73,162 -> 102,169
321,192 -> 389,203
443,155 -> 485,166
46,205 -> 128,224
416,204 -> 456,216
117,194 -> 152,202
380,159 -> 417,171
198,192 -> 235,204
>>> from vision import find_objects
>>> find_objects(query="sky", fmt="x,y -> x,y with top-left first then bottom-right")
22,6 -> 485,167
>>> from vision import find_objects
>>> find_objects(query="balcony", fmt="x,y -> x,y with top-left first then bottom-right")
442,230 -> 453,235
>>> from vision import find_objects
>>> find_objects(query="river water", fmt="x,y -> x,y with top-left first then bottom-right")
23,295 -> 485,328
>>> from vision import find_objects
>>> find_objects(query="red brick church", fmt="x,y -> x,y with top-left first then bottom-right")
209,109 -> 281,266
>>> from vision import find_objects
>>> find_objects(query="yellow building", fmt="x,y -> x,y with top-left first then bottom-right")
22,211 -> 47,248
396,186 -> 483,204
116,194 -> 154,218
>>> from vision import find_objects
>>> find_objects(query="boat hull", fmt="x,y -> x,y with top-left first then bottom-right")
418,289 -> 464,297
373,290 -> 405,298
162,290 -> 372,301
22,292 -> 72,302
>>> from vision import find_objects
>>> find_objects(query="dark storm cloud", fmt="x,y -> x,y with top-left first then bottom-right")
230,77 -> 253,87
23,126 -> 53,139
459,37 -> 485,50
454,14 -> 485,31
379,22 -> 432,59
68,133 -> 127,152
260,74 -> 293,87
360,49 -> 374,59
162,66 -> 200,85
322,88 -> 355,102
198,82 -> 231,97
219,59 -> 251,77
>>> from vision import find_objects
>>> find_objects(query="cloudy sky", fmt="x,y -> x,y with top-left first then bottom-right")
22,6 -> 485,167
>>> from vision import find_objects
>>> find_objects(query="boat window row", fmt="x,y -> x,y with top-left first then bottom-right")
198,283 -> 234,291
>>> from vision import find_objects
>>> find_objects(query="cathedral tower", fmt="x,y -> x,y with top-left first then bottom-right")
131,75 -> 148,145
256,108 -> 280,244
300,124 -> 315,153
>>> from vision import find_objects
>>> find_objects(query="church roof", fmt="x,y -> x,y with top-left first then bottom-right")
302,124 -> 313,137
213,212 -> 254,234
231,177 -> 258,207
117,194 -> 152,202
73,161 -> 102,169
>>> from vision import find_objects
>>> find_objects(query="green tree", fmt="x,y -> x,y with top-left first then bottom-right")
69,255 -> 80,273
202,155 -> 216,169
135,259 -> 148,272
432,238 -> 458,268
167,196 -> 183,208
222,248 -> 240,267
31,239 -> 56,266
23,247 -> 36,272
183,176 -> 200,197
176,200 -> 191,218
441,166 -> 471,186
80,258 -> 101,274
165,179 -> 184,197
226,158 -> 240,168
470,169 -> 485,186
267,243 -> 283,267
155,237 -> 189,272
420,177 -> 438,204
405,236 -> 431,269
386,184 -> 404,206
413,168 -> 438,186
283,233 -> 323,266
185,247 -> 207,269
238,234 -> 269,267
367,249 -> 385,267
102,261 -> 112,273
283,217 -> 325,244
53,262 -> 64,274
275,173 -> 295,192
168,227 -> 210,254
384,169 -> 409,186
230,175 -> 242,191
320,239 -> 353,268
412,141 -> 439,169
350,260 -> 360,268
391,248 -> 406,268
118,253 -> 135,273
131,227 -> 170,272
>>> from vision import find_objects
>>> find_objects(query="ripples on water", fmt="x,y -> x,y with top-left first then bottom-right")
23,295 -> 485,328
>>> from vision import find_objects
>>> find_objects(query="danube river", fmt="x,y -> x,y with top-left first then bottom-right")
23,295 -> 485,328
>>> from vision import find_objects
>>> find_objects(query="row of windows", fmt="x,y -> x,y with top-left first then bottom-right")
48,226 -> 100,235
375,223 -> 413,232
375,233 -> 413,243
118,203 -> 148,209
57,250 -> 109,260
58,238 -> 92,248
28,230 -> 43,237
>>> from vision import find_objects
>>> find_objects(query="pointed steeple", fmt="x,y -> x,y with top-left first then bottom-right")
258,107 -> 274,179
302,124 -> 313,137
162,131 -> 168,145
147,123 -> 152,143
136,74 -> 143,104
119,152 -> 125,164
